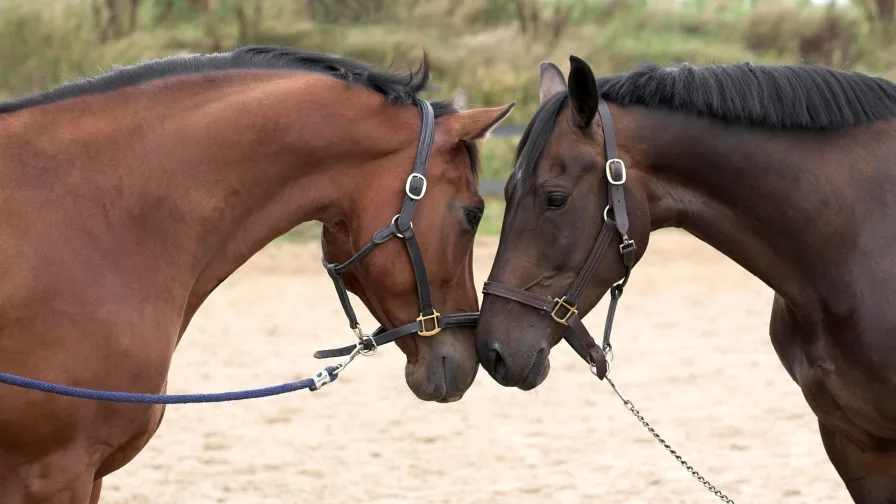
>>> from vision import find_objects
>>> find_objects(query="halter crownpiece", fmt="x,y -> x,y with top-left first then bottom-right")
314,98 -> 480,360
481,98 -> 637,379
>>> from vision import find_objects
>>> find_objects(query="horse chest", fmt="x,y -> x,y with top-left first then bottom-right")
771,298 -> 896,451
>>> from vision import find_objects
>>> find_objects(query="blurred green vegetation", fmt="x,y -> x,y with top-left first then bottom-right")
3,0 -> 896,237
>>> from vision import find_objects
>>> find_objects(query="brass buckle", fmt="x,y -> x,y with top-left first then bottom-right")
551,297 -> 577,325
416,311 -> 442,336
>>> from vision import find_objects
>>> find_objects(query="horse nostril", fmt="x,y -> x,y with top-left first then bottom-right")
488,343 -> 507,378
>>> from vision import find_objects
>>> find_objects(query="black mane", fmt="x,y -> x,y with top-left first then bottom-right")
0,45 -> 480,176
1,45 -> 440,113
597,62 -> 896,130
514,62 -> 896,179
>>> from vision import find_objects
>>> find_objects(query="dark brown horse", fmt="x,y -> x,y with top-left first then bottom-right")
475,55 -> 896,502
0,46 -> 513,502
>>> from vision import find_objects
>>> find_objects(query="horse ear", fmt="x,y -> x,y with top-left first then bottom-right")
567,55 -> 599,130
539,61 -> 567,104
449,102 -> 516,141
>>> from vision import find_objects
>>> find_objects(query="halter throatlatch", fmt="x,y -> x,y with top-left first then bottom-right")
481,98 -> 637,379
314,98 -> 479,360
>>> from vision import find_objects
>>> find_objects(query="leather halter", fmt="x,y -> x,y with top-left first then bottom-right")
314,98 -> 479,360
481,98 -> 637,380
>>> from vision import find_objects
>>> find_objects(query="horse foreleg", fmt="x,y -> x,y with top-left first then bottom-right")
819,420 -> 896,503
0,463 -> 97,504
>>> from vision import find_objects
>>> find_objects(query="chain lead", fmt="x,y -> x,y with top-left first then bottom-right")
600,370 -> 736,503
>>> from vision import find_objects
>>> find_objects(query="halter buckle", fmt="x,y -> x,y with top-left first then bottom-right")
606,158 -> 626,185
619,236 -> 636,254
551,296 -> 577,325
405,173 -> 427,200
416,311 -> 442,336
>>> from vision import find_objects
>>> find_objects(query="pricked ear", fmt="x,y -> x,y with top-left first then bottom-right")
539,61 -> 567,104
567,55 -> 599,130
449,101 -> 516,142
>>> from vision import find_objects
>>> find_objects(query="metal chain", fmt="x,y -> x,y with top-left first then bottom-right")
596,365 -> 736,503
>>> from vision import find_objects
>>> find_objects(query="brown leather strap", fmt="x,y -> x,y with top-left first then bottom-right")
481,281 -> 554,312
565,315 -> 609,380
599,99 -> 630,240
483,278 -> 608,379
313,312 -> 480,359
564,219 -> 617,305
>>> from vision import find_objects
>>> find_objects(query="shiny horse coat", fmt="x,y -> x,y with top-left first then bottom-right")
0,46 -> 513,502
476,56 -> 896,502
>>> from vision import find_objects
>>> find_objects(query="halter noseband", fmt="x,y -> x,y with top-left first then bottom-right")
481,98 -> 637,379
314,99 -> 479,360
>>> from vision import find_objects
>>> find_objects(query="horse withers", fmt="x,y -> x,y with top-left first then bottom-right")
0,46 -> 512,502
475,55 -> 896,502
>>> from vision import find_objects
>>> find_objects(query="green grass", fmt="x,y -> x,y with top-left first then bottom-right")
480,195 -> 505,236
480,136 -> 517,180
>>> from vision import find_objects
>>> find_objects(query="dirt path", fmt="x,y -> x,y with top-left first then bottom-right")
102,231 -> 850,503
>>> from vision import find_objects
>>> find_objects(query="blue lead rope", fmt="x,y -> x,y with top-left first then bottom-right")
0,366 -> 340,404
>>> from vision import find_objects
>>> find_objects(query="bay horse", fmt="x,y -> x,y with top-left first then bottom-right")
0,45 -> 513,503
475,55 -> 896,502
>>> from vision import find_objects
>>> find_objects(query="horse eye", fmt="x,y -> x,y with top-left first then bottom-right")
465,208 -> 483,229
546,192 -> 568,210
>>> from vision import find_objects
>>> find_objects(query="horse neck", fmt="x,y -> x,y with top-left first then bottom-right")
35,72 -> 415,329
623,105 -> 873,312
172,75 -> 420,328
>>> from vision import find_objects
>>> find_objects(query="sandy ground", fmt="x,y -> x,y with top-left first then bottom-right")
101,231 -> 852,504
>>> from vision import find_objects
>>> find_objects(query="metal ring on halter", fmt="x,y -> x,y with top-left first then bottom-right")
358,334 -> 378,356
590,356 -> 611,378
390,214 -> 413,239
603,204 -> 611,223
